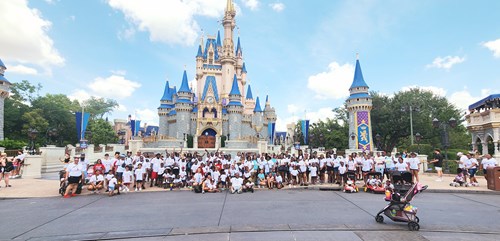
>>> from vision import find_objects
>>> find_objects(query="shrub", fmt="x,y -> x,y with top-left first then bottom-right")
0,138 -> 27,150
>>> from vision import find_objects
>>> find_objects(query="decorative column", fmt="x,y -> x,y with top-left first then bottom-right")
482,142 -> 488,155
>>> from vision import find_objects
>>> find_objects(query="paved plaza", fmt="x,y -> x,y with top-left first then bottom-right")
1,185 -> 499,241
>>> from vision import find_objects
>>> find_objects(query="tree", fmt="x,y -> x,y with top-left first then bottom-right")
21,109 -> 49,136
4,80 -> 42,140
87,119 -> 118,145
82,97 -> 118,120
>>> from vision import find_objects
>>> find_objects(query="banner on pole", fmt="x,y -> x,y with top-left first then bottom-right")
76,112 -> 90,141
301,120 -> 310,145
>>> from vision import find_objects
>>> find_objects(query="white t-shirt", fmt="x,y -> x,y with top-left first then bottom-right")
108,177 -> 117,188
123,170 -> 133,183
338,165 -> 347,175
309,166 -> 318,177
362,159 -> 373,172
483,158 -> 497,169
409,157 -> 419,170
115,159 -> 125,173
395,162 -> 408,171
276,175 -> 283,183
385,156 -> 395,169
89,174 -> 104,184
347,160 -> 356,171
231,177 -> 243,188
298,160 -> 307,172
459,155 -> 468,169
151,158 -> 162,172
290,169 -> 299,177
102,158 -> 113,172
67,162 -> 83,177
134,169 -> 144,181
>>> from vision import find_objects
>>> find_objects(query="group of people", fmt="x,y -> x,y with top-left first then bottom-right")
59,148 -> 498,198
450,152 -> 497,187
0,150 -> 27,189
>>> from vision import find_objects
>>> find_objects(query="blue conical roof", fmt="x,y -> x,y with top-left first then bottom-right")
254,96 -> 262,112
242,62 -> 247,73
161,81 -> 172,101
178,70 -> 190,93
229,74 -> 241,96
196,45 -> 203,57
235,37 -> 242,55
265,95 -> 269,103
246,85 -> 253,99
0,58 -> 5,68
216,30 -> 222,46
349,59 -> 368,89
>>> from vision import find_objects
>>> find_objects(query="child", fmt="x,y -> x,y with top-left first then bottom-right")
220,172 -> 228,190
338,161 -> 347,186
108,174 -> 117,196
134,163 -> 144,191
173,175 -> 182,190
179,166 -> 187,187
344,177 -> 358,193
450,168 -> 466,187
88,170 -> 104,194
384,180 -> 394,201
122,166 -> 133,193
275,173 -> 283,189
290,166 -> 299,187
309,163 -> 318,185
257,169 -> 266,188
266,173 -> 275,189
243,178 -> 254,193
163,170 -> 175,190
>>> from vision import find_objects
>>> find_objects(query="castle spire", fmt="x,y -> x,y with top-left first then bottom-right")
216,30 -> 222,47
246,85 -> 253,100
161,81 -> 172,101
236,36 -> 242,55
229,74 -> 241,96
178,70 -> 190,93
226,0 -> 235,13
254,96 -> 262,112
349,56 -> 369,90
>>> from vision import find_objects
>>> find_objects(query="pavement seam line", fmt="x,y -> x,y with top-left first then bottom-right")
218,189 -> 229,226
451,193 -> 500,208
332,191 -> 375,217
11,195 -> 107,240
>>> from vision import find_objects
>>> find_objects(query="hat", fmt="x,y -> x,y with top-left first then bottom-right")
457,152 -> 463,156
120,154 -> 126,158
73,155 -> 80,159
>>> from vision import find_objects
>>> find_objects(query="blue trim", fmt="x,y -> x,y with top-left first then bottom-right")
192,107 -> 198,113
347,93 -> 372,100
178,70 -> 190,93
176,99 -> 192,104
222,108 -> 228,114
254,96 -> 263,112
242,62 -> 247,73
201,76 -> 220,102
229,74 -> 241,96
168,110 -> 177,116
246,85 -> 253,99
0,75 -> 10,84
0,59 -> 5,68
203,38 -> 219,61
469,94 -> 500,110
350,59 -> 369,89
196,45 -> 203,57
227,101 -> 243,106
159,103 -> 174,109
203,64 -> 222,69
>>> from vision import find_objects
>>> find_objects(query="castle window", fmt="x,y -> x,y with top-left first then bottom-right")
209,52 -> 214,64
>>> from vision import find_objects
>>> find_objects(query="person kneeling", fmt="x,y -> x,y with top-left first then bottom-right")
243,178 -> 254,193
202,174 -> 219,193
230,173 -> 244,194
88,170 -> 104,194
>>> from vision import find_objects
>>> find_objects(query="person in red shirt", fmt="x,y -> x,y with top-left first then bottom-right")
93,159 -> 105,174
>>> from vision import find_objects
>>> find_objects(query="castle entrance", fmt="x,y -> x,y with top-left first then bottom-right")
198,128 -> 217,148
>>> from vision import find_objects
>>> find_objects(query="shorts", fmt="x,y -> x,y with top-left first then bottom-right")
333,167 -> 339,173
483,169 -> 488,175
136,180 -> 143,183
435,167 -> 442,171
116,172 -> 123,180
108,186 -> 115,191
68,176 -> 81,184
151,172 -> 158,179
468,169 -> 477,177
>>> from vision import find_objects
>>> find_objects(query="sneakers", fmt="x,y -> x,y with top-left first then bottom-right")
135,188 -> 138,191
63,194 -> 70,198
139,188 -> 142,191
71,194 -> 77,197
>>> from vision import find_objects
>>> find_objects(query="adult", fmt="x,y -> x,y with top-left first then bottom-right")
0,153 -> 13,188
64,156 -> 84,198
464,153 -> 479,184
481,154 -> 498,180
93,159 -> 105,174
230,173 -> 243,194
12,150 -> 26,178
408,153 -> 420,183
456,152 -> 469,183
88,169 -> 104,193
374,152 -> 386,179
430,149 -> 444,182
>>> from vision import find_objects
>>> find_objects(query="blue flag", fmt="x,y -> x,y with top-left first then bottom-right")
76,112 -> 90,141
301,120 -> 310,144
135,120 -> 141,136
130,120 -> 136,137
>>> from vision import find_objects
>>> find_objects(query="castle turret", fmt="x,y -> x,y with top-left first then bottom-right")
227,74 -> 243,140
175,70 -> 194,139
158,81 -> 175,136
196,42 -> 203,79
220,0 -> 236,99
0,59 -> 11,140
346,55 -> 373,151
241,62 -> 247,86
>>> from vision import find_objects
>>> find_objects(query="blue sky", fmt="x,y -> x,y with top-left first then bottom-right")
1,0 -> 500,131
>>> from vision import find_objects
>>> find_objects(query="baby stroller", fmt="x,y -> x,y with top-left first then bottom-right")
392,171 -> 413,194
343,171 -> 358,193
375,182 -> 427,231
365,172 -> 385,194
59,170 -> 67,196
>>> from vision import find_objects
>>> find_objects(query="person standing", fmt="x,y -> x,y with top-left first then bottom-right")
430,149 -> 444,182
0,153 -> 12,188
481,154 -> 497,180
64,156 -> 84,198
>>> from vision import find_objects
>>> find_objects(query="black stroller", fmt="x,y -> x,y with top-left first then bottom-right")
375,182 -> 427,231
392,171 -> 413,194
59,170 -> 67,196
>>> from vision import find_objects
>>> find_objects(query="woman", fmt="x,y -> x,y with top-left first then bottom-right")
0,153 -> 13,188
93,159 -> 105,175
64,156 -> 84,198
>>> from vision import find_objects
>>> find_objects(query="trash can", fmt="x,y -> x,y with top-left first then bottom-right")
486,167 -> 500,191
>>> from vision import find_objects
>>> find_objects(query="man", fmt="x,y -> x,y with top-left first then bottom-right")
430,149 -> 444,182
481,154 -> 498,180
80,153 -> 89,179
456,152 -> 468,183
230,173 -> 243,194
64,156 -> 84,198
150,153 -> 163,187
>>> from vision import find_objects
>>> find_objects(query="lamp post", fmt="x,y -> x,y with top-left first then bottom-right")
415,132 -> 422,154
401,105 -> 420,145
85,130 -> 92,144
28,128 -> 38,155
375,133 -> 382,151
432,117 -> 457,173
118,130 -> 126,144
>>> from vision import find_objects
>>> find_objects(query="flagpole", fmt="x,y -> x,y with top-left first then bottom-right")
81,106 -> 84,141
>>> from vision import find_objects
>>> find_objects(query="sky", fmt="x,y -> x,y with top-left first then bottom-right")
1,0 -> 500,131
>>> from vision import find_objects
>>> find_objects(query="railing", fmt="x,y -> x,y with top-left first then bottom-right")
105,146 -> 113,152
94,146 -> 103,153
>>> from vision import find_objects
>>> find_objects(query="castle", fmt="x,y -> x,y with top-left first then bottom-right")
155,0 -> 277,149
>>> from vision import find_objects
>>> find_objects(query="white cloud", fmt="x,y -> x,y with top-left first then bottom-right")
307,62 -> 355,100
89,75 -> 141,99
426,56 -> 465,70
270,2 -> 285,12
401,85 -> 447,97
287,104 -> 299,114
110,69 -> 127,76
449,88 -> 478,111
115,104 -> 128,112
482,38 -> 500,58
136,108 -> 158,126
8,64 -> 39,75
0,0 -> 64,74
276,107 -> 335,131
68,89 -> 92,102
107,0 -> 227,46
242,0 -> 259,10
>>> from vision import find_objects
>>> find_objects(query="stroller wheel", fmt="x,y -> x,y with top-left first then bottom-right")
408,221 -> 419,231
375,215 -> 384,223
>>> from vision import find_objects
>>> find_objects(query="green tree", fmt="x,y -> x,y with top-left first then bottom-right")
4,80 -> 42,140
21,109 -> 49,136
87,119 -> 118,145
82,97 -> 118,120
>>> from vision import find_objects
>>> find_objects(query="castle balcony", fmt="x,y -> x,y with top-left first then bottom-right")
466,109 -> 500,130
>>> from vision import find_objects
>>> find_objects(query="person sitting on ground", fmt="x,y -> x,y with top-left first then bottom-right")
230,173 -> 243,194
202,173 -> 219,193
450,168 -> 465,187
257,169 -> 267,188
163,169 -> 175,190
266,172 -> 275,189
275,172 -> 283,189
88,169 -> 104,194
243,178 -> 254,193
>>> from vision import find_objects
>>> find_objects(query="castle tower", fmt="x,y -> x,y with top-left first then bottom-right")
220,0 -> 236,99
244,85 -> 255,115
158,80 -> 175,137
175,70 -> 194,140
227,74 -> 243,140
264,95 -> 277,144
346,55 -> 373,151
252,96 -> 264,138
0,59 -> 11,140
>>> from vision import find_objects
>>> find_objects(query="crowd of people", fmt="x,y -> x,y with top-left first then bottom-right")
58,148 -> 498,198
0,150 -> 27,189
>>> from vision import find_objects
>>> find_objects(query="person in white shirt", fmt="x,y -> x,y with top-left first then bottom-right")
87,170 -> 104,193
108,174 -> 118,197
150,153 -> 162,187
361,156 -> 374,185
122,166 -> 133,193
374,152 -> 386,178
202,174 -> 219,193
230,173 -> 243,194
64,156 -> 84,198
338,161 -> 347,186
408,153 -> 420,183
464,153 -> 479,184
309,163 -> 318,185
395,156 -> 409,172
134,163 -> 144,191
482,154 -> 498,180
456,152 -> 469,183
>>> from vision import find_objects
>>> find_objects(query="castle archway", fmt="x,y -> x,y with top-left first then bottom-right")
198,128 -> 217,148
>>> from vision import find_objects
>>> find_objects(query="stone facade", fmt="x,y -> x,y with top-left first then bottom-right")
466,96 -> 500,157
0,59 -> 11,141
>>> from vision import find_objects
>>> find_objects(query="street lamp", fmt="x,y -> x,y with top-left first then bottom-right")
432,117 -> 457,173
401,105 -> 420,145
375,133 -> 382,151
117,130 -> 126,144
415,132 -> 422,154
85,130 -> 92,144
28,128 -> 38,155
